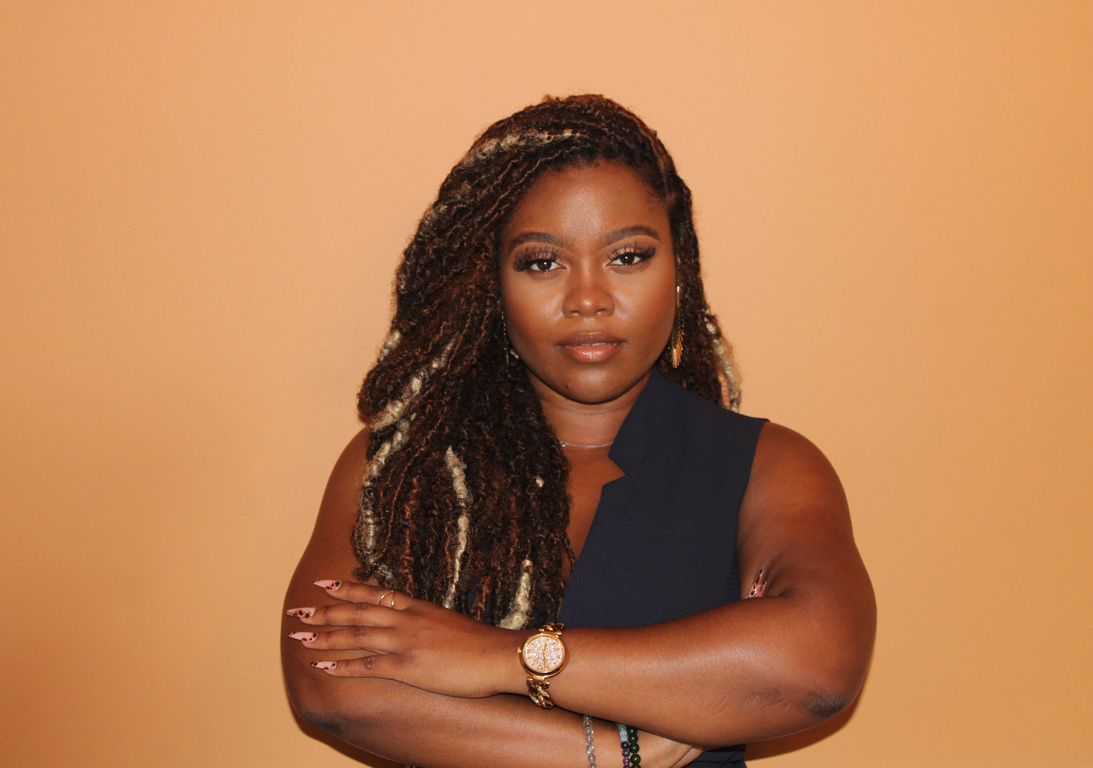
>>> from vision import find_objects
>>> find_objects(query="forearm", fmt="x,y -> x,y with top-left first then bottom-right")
289,676 -> 583,768
494,590 -> 873,746
285,655 -> 687,768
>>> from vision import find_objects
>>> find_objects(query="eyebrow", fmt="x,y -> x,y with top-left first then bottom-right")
599,225 -> 662,245
507,232 -> 566,248
505,225 -> 663,250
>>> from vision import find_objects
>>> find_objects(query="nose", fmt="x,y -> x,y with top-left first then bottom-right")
562,268 -> 614,317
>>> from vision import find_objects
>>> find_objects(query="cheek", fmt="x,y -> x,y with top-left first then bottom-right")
500,281 -> 548,349
626,278 -> 677,338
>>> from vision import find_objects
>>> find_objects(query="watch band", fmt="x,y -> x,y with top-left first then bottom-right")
526,673 -> 555,709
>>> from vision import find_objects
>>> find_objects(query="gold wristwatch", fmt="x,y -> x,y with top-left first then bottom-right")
518,623 -> 567,708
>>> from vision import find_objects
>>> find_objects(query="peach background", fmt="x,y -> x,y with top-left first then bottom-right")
2,2 -> 1091,766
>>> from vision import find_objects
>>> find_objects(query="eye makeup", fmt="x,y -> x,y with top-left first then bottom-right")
609,243 -> 656,266
512,247 -> 561,272
512,242 -> 657,273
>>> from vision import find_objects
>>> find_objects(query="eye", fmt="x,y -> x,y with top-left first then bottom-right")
513,248 -> 561,273
609,244 -> 656,267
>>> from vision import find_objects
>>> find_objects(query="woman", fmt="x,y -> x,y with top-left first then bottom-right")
282,94 -> 875,768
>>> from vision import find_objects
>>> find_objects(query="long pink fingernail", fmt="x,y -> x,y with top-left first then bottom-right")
285,607 -> 315,619
310,661 -> 337,670
288,632 -> 317,642
313,580 -> 341,591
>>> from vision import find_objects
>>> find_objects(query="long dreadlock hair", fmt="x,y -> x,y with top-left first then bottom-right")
353,94 -> 741,629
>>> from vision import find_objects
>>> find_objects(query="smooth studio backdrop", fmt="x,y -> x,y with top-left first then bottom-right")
2,2 -> 1091,766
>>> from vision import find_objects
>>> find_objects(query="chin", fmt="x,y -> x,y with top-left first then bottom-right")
541,367 -> 653,406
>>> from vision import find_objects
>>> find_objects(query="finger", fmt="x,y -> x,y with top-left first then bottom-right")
289,625 -> 399,653
377,589 -> 404,609
312,579 -> 411,610
291,600 -> 401,628
311,653 -> 404,681
311,579 -> 365,604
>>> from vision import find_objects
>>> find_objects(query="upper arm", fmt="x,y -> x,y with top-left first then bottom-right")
281,427 -> 374,722
286,426 -> 371,595
736,423 -> 876,695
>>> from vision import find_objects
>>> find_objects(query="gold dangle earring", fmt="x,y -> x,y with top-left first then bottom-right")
669,285 -> 684,368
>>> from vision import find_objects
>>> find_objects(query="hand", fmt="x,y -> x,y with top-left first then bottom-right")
285,580 -> 524,698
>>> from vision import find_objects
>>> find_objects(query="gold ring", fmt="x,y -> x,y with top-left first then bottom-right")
378,590 -> 395,608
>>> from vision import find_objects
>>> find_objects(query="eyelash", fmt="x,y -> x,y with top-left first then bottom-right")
611,244 -> 656,266
512,244 -> 657,272
513,248 -> 560,273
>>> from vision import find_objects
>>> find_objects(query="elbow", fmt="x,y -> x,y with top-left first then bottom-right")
800,586 -> 876,723
285,668 -> 349,735
756,666 -> 864,736
795,629 -> 874,724
287,688 -> 332,735
283,660 -> 381,739
779,616 -> 875,727
721,579 -> 875,739
802,684 -> 857,722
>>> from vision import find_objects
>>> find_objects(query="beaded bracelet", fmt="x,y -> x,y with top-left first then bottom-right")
616,723 -> 641,768
582,715 -> 597,768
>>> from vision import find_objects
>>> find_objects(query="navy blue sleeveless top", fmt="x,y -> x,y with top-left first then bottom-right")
557,369 -> 767,767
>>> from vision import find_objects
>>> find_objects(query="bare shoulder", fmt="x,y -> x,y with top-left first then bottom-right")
325,423 -> 369,495
314,424 -> 372,541
746,422 -> 847,517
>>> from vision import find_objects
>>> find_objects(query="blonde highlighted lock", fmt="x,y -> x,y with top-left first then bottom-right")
354,420 -> 411,571
442,447 -> 472,610
498,559 -> 534,630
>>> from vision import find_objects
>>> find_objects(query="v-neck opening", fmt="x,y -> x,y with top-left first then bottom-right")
556,371 -> 669,619
558,468 -> 626,614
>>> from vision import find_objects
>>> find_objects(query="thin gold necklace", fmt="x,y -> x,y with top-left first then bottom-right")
558,440 -> 614,449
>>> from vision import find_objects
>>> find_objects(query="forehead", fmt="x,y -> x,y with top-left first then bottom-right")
502,161 -> 668,236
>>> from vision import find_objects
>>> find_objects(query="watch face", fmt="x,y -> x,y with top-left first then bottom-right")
523,634 -> 565,674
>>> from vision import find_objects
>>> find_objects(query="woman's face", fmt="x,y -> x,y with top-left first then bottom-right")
499,161 -> 676,407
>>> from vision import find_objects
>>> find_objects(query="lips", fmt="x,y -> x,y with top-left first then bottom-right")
557,331 -> 623,363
